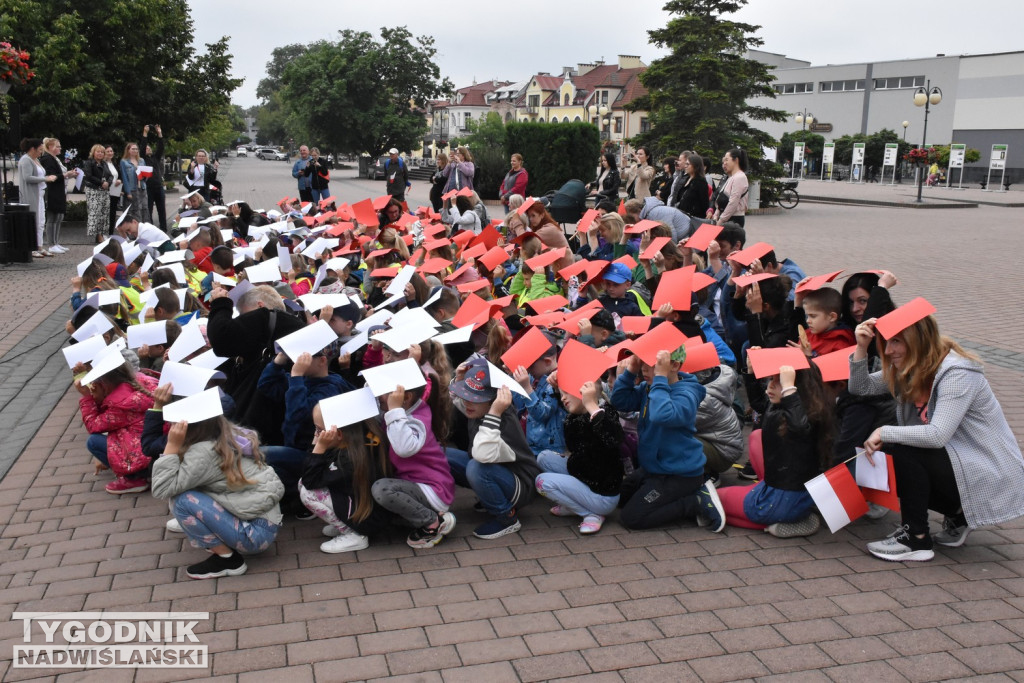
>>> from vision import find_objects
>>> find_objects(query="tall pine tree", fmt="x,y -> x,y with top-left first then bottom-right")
628,0 -> 786,168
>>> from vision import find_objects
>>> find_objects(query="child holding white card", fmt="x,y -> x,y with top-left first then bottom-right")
371,382 -> 457,549
76,360 -> 157,494
151,414 -> 283,579
718,357 -> 835,537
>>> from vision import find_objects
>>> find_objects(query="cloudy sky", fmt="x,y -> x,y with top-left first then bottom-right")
188,0 -> 1024,108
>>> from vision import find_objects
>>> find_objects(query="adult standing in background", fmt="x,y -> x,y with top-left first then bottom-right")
141,124 -> 167,232
40,138 -> 77,254
82,144 -> 113,244
303,147 -> 331,206
292,145 -> 312,203
384,148 -> 409,203
499,153 -> 529,211
17,138 -> 57,258
441,146 -> 475,195
103,146 -> 122,235
587,153 -> 620,205
184,148 -> 217,202
622,146 -> 655,200
429,153 -> 448,212
711,148 -> 749,227
676,152 -> 710,219
120,142 -> 150,223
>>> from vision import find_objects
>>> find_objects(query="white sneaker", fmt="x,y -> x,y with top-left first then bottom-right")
51,244 -> 67,254
166,518 -> 183,533
320,531 -> 369,554
322,524 -> 345,538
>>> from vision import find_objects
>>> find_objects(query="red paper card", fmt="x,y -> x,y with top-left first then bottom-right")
624,219 -> 661,234
468,225 -> 502,251
557,339 -> 613,399
684,223 -> 723,252
351,199 -> 379,228
621,316 -> 652,336
613,255 -> 638,271
456,187 -> 474,197
554,300 -> 603,334
727,242 -> 774,267
452,294 -> 498,330
604,338 -> 634,364
417,258 -> 452,275
477,246 -> 509,272
424,238 -> 451,251
327,221 -> 355,237
874,297 -> 936,339
451,231 -> 475,248
525,247 -> 566,271
692,271 -> 716,291
577,209 -> 600,233
525,295 -> 569,315
500,326 -> 554,373
812,345 -> 857,383
641,237 -> 671,260
441,189 -> 458,201
461,243 -> 487,260
617,200 -> 626,216
652,265 -> 697,311
444,262 -> 476,284
680,342 -> 720,373
423,223 -> 447,238
746,346 -> 811,379
516,197 -> 537,215
524,312 -> 566,328
372,196 -> 391,211
397,213 -> 417,229
559,259 -> 610,282
733,272 -> 778,288
366,248 -> 394,259
628,321 -> 688,366
796,270 -> 845,294
369,268 -> 398,279
456,279 -> 490,294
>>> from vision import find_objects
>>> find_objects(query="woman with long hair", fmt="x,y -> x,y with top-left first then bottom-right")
82,144 -> 114,243
587,153 -> 621,204
852,308 -> 1024,562
17,138 -> 56,258
39,138 -> 77,254
677,152 -> 710,218
621,146 -> 655,200
711,148 -> 749,227
120,142 -> 150,223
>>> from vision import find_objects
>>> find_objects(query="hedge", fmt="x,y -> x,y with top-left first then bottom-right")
504,122 -> 601,198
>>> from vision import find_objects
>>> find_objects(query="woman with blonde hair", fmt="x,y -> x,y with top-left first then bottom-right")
40,138 -> 77,254
503,195 -> 527,239
120,142 -> 150,223
82,144 -> 114,243
578,212 -> 637,262
441,146 -> 475,194
852,307 -> 1024,562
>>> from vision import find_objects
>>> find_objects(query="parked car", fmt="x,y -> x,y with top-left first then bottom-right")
236,146 -> 247,157
273,150 -> 289,161
256,147 -> 277,160
368,155 -> 389,180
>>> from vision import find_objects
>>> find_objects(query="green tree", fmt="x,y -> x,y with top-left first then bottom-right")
778,130 -> 825,168
277,28 -> 452,158
0,0 -> 241,152
451,112 -> 508,199
627,0 -> 787,173
932,144 -> 981,166
834,129 -> 912,167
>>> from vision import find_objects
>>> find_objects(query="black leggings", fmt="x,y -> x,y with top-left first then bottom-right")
890,443 -> 961,535
618,468 -> 703,530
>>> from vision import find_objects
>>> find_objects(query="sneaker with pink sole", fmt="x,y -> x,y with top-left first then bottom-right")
105,477 -> 149,495
579,515 -> 605,535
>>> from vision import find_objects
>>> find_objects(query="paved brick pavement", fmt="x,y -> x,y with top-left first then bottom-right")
2,159 -> 1024,681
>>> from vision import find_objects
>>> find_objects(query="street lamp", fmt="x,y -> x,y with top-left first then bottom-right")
913,81 -> 942,203
795,109 -> 814,131
589,103 -> 610,139
901,120 -> 909,141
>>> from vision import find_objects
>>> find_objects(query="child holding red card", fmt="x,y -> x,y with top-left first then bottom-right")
853,306 -> 1024,562
720,354 -> 835,537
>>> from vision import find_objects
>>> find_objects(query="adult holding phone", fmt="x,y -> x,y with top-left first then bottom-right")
303,147 -> 331,205
184,148 -> 218,201
850,305 -> 1024,562
141,124 -> 167,232
621,147 -> 654,200
40,137 -> 78,254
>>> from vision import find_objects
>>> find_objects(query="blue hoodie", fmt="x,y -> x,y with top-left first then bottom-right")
512,373 -> 567,455
611,370 -> 706,477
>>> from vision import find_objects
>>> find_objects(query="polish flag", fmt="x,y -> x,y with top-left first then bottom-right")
137,165 -> 154,179
804,464 -> 869,533
861,453 -> 900,513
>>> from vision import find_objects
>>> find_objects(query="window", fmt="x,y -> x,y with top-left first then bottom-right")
538,117 -> 544,123
505,112 -> 512,123
528,94 -> 540,107
639,117 -> 650,133
574,116 -> 581,122
563,117 -> 569,123
614,117 -> 623,134
551,117 -> 558,124
464,113 -> 471,128
563,93 -> 569,106
873,75 -> 925,90
773,82 -> 813,95
601,90 -> 609,105
820,79 -> 865,92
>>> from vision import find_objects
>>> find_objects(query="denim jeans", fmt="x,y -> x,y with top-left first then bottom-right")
535,451 -> 618,517
172,491 -> 279,553
87,434 -> 108,467
446,448 -> 518,516
311,187 -> 330,206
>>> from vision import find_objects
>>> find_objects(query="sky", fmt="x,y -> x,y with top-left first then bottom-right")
187,0 -> 1024,109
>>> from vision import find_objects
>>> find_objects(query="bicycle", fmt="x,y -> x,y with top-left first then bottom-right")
764,178 -> 800,209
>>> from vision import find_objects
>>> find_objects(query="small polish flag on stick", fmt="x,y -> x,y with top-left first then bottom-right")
137,165 -> 154,179
804,463 -> 869,533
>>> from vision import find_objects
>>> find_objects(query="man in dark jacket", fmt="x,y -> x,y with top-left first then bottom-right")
385,148 -> 409,202
141,125 -> 167,232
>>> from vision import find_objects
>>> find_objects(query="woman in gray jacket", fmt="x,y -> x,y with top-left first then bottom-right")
152,414 -> 284,579
17,138 -> 57,258
852,306 -> 1024,562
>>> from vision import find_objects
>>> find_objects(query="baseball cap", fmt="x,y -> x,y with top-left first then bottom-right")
451,358 -> 497,403
602,262 -> 633,285
388,148 -> 399,155
590,308 -> 616,333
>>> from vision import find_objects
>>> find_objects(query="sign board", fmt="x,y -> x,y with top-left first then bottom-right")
881,143 -> 899,184
821,142 -> 835,181
990,144 -> 1008,170
809,122 -> 833,133
850,142 -> 866,183
948,144 -> 966,168
792,142 -> 805,178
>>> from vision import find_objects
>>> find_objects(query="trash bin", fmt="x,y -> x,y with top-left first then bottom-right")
0,204 -> 36,263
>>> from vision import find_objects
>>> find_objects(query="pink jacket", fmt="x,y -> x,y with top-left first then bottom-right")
79,374 -> 157,477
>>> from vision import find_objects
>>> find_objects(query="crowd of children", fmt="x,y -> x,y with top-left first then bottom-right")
62,186 -> 1024,579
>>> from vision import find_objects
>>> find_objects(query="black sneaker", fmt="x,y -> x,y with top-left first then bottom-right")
186,551 -> 247,579
473,500 -> 486,513
705,471 -> 720,487
736,463 -> 758,481
867,524 -> 934,562
695,482 -> 726,533
294,509 -> 317,521
473,510 -> 521,539
408,512 -> 456,549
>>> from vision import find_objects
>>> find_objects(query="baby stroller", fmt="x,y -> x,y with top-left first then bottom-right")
541,179 -> 587,229
209,180 -> 224,205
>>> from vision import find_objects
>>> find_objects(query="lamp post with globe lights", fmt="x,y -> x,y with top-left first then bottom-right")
913,81 -> 942,203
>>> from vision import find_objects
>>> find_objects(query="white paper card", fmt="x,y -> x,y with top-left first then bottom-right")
375,322 -> 438,352
854,449 -> 890,492
319,388 -> 381,430
158,249 -> 191,264
359,358 -> 426,396
72,311 -> 114,342
384,264 -> 417,297
86,289 -> 122,307
126,320 -> 168,348
76,257 -> 93,277
275,320 -> 337,361
139,254 -> 155,274
163,388 -> 223,423
162,262 -> 187,285
158,361 -> 217,396
488,361 -> 530,397
177,216 -> 199,230
93,239 -> 110,255
432,325 -> 474,345
355,309 -> 394,333
339,331 -> 368,355
187,348 -> 230,370
81,345 -> 126,385
166,319 -> 206,363
297,293 -> 350,312
62,334 -> 108,369
245,257 -> 282,284
212,273 -> 237,287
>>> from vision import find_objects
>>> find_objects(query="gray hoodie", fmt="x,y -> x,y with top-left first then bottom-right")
639,196 -> 691,243
695,365 -> 744,465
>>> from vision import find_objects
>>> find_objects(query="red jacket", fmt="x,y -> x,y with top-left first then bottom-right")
191,246 -> 214,274
808,326 -> 856,357
79,373 -> 157,477
499,168 -> 529,205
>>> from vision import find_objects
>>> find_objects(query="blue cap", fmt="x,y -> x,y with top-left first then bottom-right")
602,262 -> 633,284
